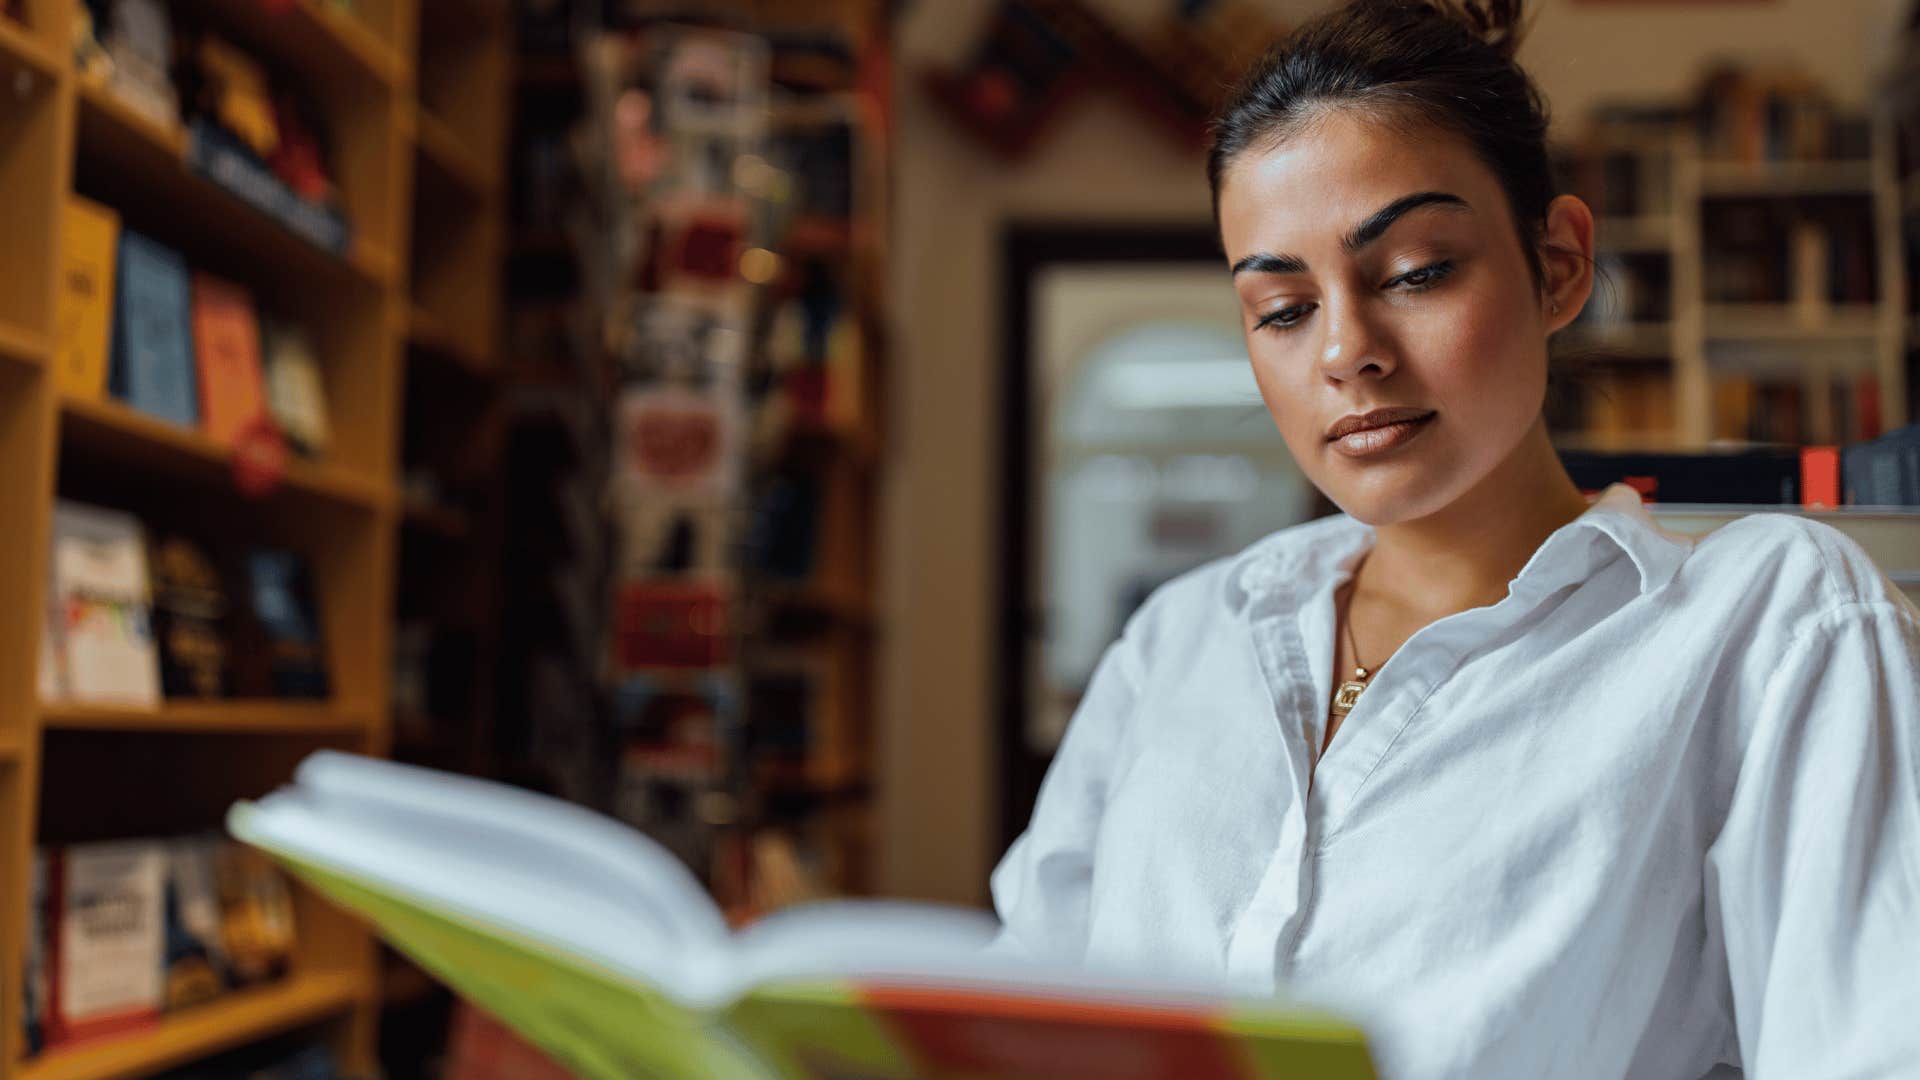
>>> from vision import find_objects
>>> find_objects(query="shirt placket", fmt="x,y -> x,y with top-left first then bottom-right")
1226,555 -> 1577,989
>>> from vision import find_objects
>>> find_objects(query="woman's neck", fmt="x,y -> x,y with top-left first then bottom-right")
1356,415 -> 1594,619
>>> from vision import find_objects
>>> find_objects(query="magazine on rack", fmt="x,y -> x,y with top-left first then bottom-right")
228,752 -> 1376,1079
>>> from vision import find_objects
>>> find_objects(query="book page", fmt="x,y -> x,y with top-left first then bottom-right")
242,753 -> 737,992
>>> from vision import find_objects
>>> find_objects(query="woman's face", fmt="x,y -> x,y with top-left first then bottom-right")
1218,109 -> 1585,525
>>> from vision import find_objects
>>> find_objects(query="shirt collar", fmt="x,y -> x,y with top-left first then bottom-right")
1575,481 -> 1696,594
1236,482 -> 1695,602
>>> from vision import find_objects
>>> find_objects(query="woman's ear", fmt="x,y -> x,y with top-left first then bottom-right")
1540,193 -> 1595,334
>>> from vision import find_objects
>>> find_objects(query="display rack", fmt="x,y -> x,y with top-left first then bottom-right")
492,2 -> 893,912
0,0 -> 495,1075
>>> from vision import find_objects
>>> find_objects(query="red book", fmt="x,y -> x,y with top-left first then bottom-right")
1801,446 -> 1840,510
189,273 -> 272,447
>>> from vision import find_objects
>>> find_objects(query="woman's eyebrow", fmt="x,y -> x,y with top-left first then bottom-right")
1341,190 -> 1471,254
1230,191 -> 1472,277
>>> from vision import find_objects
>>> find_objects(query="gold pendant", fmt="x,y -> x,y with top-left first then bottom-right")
1330,667 -> 1370,718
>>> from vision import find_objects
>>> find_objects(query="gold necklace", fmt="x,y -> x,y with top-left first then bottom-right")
1330,598 -> 1372,719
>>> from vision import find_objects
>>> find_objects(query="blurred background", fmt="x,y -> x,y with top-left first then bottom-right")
5,0 -> 1920,1075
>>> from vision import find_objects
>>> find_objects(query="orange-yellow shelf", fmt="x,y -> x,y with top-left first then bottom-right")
19,972 -> 365,1080
40,700 -> 369,735
0,16 -> 59,85
60,396 -> 391,511
187,0 -> 402,90
0,322 -> 50,370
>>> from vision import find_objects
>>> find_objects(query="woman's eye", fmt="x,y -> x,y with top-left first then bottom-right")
1255,303 -> 1312,334
1391,260 -> 1454,291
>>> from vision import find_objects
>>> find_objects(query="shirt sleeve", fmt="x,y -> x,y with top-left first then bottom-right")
1706,599 -> 1920,1078
983,628 -> 1143,964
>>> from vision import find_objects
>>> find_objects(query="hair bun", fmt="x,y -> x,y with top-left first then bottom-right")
1423,0 -> 1532,61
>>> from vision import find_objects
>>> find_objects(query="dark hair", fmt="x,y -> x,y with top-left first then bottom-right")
1206,0 -> 1552,291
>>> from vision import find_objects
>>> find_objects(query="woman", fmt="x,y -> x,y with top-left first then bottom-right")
987,2 -> 1920,1077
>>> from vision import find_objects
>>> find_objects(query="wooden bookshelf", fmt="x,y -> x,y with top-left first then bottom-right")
0,0 -> 459,1074
1554,109 -> 1909,449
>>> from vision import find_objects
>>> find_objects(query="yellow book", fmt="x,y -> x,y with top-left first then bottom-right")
55,197 -> 121,400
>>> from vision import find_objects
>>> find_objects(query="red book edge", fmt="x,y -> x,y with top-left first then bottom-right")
1801,445 -> 1840,510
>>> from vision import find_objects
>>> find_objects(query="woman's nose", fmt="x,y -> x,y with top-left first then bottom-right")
1315,297 -> 1397,383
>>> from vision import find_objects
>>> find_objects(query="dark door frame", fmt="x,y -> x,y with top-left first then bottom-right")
993,221 -> 1227,857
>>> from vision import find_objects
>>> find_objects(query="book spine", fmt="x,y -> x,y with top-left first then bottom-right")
55,197 -> 121,400
113,232 -> 198,428
189,273 -> 269,447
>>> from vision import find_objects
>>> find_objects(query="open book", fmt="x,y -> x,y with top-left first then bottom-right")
228,752 -> 1376,1079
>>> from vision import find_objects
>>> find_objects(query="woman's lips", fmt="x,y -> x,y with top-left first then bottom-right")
1329,413 -> 1435,458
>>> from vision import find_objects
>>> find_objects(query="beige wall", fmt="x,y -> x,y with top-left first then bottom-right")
875,0 -> 1909,906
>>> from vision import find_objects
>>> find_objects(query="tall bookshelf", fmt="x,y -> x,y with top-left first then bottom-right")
1552,106 -> 1910,451
0,0 -> 498,1076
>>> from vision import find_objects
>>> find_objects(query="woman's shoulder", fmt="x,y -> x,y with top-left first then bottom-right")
1680,507 -> 1915,629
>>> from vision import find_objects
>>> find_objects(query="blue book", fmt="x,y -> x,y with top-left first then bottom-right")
111,231 -> 198,427
246,549 -> 329,699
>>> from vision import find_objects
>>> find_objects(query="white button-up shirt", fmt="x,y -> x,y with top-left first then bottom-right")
989,482 -> 1920,1080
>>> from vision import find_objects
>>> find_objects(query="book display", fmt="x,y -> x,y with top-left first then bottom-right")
526,2 -> 898,926
1550,64 -> 1909,454
495,3 -> 894,932
0,0 -> 495,1076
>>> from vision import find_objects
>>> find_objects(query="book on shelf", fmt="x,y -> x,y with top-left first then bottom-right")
112,230 -> 199,428
55,196 -> 121,401
1843,423 -> 1920,506
101,0 -> 180,129
186,119 -> 352,255
228,751 -> 1377,1080
177,31 -> 353,254
45,841 -> 168,1047
210,842 -> 297,986
163,835 -> 228,1012
189,273 -> 273,448
245,549 -> 330,699
149,531 -> 230,700
1562,421 -> 1920,508
262,319 -> 331,459
1562,446 -> 1810,505
28,834 -> 302,1057
1693,63 -> 1867,164
25,852 -> 49,1054
46,500 -> 161,706
1708,374 -> 1884,447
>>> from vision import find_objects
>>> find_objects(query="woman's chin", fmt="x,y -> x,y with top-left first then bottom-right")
1320,469 -> 1459,527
